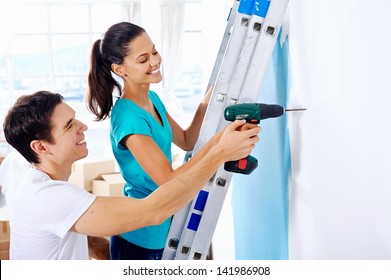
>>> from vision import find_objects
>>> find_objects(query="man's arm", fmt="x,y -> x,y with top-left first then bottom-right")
72,120 -> 260,237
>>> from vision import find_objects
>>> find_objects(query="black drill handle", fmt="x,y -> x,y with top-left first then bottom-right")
224,154 -> 258,175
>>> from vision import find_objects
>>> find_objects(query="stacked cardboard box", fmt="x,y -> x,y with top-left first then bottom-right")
69,157 -> 125,197
92,173 -> 125,197
69,158 -> 116,192
0,220 -> 10,260
0,151 -> 10,259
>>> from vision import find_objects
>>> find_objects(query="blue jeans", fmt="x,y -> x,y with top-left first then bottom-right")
110,235 -> 163,260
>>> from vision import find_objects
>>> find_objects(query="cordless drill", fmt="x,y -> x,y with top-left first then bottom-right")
223,103 -> 306,174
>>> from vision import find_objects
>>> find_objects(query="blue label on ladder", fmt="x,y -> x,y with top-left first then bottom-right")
194,190 -> 209,211
187,213 -> 202,231
252,0 -> 271,18
238,0 -> 255,15
187,190 -> 209,231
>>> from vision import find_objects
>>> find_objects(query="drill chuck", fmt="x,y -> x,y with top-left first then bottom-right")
259,103 -> 285,120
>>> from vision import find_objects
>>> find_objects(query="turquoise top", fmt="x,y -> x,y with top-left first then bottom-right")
110,90 -> 172,249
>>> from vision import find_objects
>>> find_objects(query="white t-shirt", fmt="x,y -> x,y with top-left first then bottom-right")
10,167 -> 96,260
0,151 -> 30,210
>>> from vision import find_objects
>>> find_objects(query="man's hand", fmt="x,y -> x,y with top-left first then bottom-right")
217,120 -> 261,162
237,122 -> 259,131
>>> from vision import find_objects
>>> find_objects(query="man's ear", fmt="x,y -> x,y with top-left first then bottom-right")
111,63 -> 125,77
30,140 -> 49,155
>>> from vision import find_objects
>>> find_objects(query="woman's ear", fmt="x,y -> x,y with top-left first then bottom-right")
111,63 -> 126,77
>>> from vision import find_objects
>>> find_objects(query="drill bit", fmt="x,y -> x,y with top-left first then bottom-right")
285,108 -> 307,112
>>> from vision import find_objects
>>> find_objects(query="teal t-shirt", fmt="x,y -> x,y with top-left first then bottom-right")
110,90 -> 172,249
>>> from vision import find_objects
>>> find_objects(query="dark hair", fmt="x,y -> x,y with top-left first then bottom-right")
87,22 -> 145,121
3,91 -> 64,163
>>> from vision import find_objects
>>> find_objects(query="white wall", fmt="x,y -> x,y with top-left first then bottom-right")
288,0 -> 391,259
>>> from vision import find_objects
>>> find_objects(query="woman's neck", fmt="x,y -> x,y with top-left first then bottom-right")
122,83 -> 151,108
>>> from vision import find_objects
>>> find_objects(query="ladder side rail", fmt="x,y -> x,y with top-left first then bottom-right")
162,0 -> 246,260
184,111 -> 237,260
192,7 -> 252,153
186,0 -> 290,260
186,133 -> 234,260
240,0 -> 290,102
161,0 -> 239,260
206,0 -> 240,90
227,0 -> 271,100
171,2 -> 255,260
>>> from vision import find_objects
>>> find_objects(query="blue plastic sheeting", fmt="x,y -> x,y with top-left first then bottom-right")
232,33 -> 291,260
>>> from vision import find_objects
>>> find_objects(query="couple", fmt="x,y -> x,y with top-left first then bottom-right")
3,22 -> 261,260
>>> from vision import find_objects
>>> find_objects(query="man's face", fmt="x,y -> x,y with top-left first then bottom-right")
46,102 -> 88,166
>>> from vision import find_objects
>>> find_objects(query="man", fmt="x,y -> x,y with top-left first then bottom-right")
3,91 -> 260,260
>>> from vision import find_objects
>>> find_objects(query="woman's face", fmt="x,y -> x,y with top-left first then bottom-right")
117,32 -> 163,85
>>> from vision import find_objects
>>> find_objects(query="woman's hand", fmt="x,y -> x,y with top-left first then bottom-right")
201,84 -> 214,106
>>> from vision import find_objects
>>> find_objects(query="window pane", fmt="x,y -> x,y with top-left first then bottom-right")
91,33 -> 104,42
54,76 -> 86,102
91,4 -> 123,33
175,31 -> 203,112
15,5 -> 48,34
52,35 -> 89,75
13,77 -> 49,97
0,55 -> 9,91
180,32 -> 202,73
11,35 -> 49,76
50,5 -> 89,33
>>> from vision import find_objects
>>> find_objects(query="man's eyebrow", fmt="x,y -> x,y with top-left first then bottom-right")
64,118 -> 73,130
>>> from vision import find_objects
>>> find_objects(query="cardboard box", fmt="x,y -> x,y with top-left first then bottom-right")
0,220 -> 10,260
0,240 -> 10,260
92,173 -> 125,197
68,158 -> 116,192
0,220 -> 10,241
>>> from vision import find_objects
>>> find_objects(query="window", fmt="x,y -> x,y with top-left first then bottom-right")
173,1 -> 203,113
0,1 -> 202,112
0,3 -> 131,104
0,1 -> 139,156
0,0 -> 210,156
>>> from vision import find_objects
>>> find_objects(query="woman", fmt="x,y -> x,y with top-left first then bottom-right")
87,22 -> 255,260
